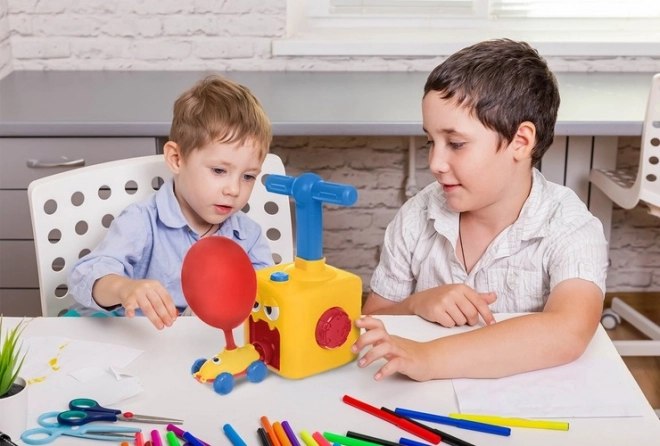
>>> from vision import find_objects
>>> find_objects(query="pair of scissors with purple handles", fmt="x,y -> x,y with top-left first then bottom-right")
57,398 -> 184,426
21,411 -> 139,445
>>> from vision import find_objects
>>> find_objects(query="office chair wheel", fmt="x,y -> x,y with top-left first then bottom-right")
601,309 -> 622,330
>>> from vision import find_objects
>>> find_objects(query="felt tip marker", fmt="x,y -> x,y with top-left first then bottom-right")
399,438 -> 430,446
151,430 -> 163,446
261,416 -> 283,446
223,423 -> 247,446
449,414 -> 569,431
394,408 -> 510,437
300,430 -> 318,446
342,395 -> 440,444
381,407 -> 474,446
346,431 -> 400,446
274,422 -> 293,446
165,431 -> 180,446
135,432 -> 145,446
323,432 -> 380,446
281,420 -> 301,446
258,427 -> 273,446
166,425 -> 211,446
312,431 -> 332,446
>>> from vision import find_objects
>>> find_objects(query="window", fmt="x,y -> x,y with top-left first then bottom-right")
274,0 -> 660,57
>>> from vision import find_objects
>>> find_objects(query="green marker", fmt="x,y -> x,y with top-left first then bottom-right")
166,431 -> 181,446
323,432 -> 380,446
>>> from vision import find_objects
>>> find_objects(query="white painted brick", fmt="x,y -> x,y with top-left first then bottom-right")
220,14 -> 284,38
129,40 -> 191,60
33,16 -> 101,37
162,15 -> 218,37
71,38 -> 130,59
70,0 -> 120,14
217,0 -> 286,15
127,0 -> 194,15
12,38 -> 69,58
194,39 -> 254,59
9,0 -> 66,14
8,14 -> 31,35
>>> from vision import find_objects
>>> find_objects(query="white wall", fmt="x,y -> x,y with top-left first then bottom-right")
0,0 -> 11,79
1,0 -> 659,292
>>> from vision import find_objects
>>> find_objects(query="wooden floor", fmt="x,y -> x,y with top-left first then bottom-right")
604,293 -> 660,410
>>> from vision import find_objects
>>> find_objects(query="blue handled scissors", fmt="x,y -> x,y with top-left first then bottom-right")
20,411 -> 140,445
57,398 -> 183,426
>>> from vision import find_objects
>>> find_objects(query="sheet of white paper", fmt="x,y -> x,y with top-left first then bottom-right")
452,357 -> 645,418
19,337 -> 144,417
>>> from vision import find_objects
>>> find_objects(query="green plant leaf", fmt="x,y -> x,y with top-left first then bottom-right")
0,315 -> 27,397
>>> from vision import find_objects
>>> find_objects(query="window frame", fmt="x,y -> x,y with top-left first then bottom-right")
274,0 -> 660,57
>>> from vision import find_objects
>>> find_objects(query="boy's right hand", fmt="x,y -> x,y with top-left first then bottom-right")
411,284 -> 496,327
93,275 -> 178,330
117,279 -> 178,329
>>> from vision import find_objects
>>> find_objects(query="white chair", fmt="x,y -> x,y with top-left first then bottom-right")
28,153 -> 293,317
589,73 -> 660,358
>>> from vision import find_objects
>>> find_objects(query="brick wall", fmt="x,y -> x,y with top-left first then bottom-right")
1,0 -> 659,292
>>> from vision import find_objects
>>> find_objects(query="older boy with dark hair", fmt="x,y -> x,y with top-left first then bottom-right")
354,39 -> 608,380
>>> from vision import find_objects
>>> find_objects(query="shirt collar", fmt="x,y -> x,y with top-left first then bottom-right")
155,179 -> 248,240
427,167 -> 551,244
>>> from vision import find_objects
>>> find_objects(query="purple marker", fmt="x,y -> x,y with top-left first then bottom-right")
281,421 -> 301,446
166,424 -> 210,446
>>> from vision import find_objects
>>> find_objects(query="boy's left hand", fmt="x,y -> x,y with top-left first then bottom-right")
351,316 -> 433,381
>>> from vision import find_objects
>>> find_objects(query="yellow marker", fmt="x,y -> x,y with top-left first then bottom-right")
449,413 -> 569,431
300,430 -> 318,446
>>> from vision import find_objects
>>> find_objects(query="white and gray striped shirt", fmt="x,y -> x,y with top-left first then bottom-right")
371,169 -> 608,313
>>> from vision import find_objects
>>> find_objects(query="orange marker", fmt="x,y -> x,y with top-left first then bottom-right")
273,422 -> 293,446
260,416 -> 282,446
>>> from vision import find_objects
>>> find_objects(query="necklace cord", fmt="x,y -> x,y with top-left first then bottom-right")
200,223 -> 215,238
459,213 -> 467,270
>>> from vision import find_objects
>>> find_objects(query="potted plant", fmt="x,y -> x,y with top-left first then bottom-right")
0,316 -> 28,440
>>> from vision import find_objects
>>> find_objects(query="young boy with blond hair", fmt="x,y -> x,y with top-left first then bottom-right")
68,75 -> 274,330
353,39 -> 608,380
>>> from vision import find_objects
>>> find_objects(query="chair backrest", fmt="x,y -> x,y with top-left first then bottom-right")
638,73 -> 660,208
28,153 -> 293,317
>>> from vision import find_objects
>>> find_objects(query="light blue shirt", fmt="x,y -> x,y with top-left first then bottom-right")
67,178 -> 274,315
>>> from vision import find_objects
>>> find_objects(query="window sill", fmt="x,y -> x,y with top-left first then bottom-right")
272,29 -> 660,57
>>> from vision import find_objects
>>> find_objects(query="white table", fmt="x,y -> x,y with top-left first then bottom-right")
6,315 -> 660,446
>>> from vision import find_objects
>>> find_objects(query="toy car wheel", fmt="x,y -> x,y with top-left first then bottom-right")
191,358 -> 206,374
213,372 -> 235,395
246,360 -> 268,383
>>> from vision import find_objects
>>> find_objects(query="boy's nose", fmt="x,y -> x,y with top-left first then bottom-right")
223,178 -> 240,196
428,148 -> 450,173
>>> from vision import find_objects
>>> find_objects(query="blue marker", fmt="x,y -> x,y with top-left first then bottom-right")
223,423 -> 247,446
399,438 -> 431,446
394,408 -> 511,436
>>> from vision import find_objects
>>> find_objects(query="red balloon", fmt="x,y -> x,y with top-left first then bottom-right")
181,236 -> 257,330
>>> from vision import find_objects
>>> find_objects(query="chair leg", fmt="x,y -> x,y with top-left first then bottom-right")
608,297 -> 660,356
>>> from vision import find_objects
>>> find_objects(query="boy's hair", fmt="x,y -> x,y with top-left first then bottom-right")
424,39 -> 560,165
169,75 -> 272,160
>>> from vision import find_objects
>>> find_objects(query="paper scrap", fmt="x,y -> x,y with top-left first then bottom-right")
452,357 -> 645,418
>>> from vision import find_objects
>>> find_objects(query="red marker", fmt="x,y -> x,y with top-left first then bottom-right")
312,431 -> 332,446
342,395 -> 441,444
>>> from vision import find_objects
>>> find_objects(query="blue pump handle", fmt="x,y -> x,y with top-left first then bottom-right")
265,172 -> 357,261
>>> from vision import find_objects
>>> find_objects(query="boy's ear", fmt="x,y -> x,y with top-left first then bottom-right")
511,121 -> 536,162
163,141 -> 183,174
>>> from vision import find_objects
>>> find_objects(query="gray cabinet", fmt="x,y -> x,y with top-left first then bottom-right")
0,137 -> 158,316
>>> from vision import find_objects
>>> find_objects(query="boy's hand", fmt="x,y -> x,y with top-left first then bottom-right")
352,316 -> 432,381
116,279 -> 178,330
412,284 -> 496,327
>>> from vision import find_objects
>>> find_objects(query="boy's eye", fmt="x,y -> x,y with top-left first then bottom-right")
212,168 -> 226,175
423,140 -> 434,149
449,142 -> 465,149
243,174 -> 257,182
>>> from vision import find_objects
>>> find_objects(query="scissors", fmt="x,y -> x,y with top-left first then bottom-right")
57,398 -> 183,426
21,411 -> 139,445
